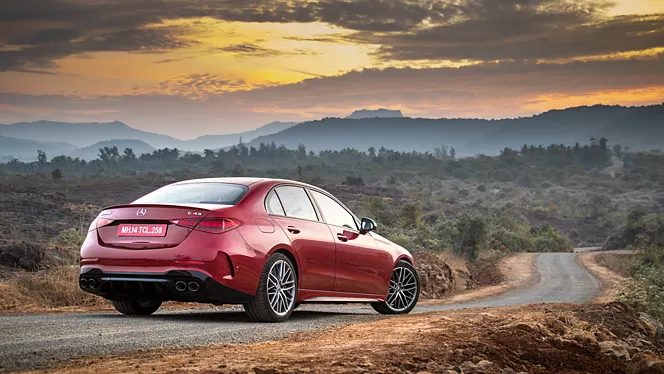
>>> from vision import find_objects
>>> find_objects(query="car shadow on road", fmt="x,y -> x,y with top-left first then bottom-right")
91,309 -> 376,323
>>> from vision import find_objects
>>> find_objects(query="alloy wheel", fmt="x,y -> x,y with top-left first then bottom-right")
266,259 -> 296,316
386,266 -> 418,312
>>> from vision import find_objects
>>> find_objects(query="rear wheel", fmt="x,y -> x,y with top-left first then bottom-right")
371,261 -> 420,315
111,300 -> 162,315
244,253 -> 297,322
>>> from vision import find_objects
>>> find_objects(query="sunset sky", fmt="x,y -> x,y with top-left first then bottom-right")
1,0 -> 663,138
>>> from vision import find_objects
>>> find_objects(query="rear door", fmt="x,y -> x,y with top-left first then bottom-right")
267,186 -> 336,291
308,189 -> 381,295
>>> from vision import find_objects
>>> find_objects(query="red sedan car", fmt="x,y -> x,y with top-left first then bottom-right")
79,178 -> 420,322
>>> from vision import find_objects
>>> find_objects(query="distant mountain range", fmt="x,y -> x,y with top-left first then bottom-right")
346,109 -> 404,119
1,105 -> 663,161
188,121 -> 297,150
0,135 -> 78,161
249,104 -> 664,156
0,120 -> 297,161
71,139 -> 156,161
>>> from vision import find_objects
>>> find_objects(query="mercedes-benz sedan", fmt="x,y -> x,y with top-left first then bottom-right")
79,178 -> 420,322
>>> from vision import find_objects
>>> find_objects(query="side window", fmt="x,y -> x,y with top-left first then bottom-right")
265,190 -> 285,216
275,186 -> 318,221
310,190 -> 357,230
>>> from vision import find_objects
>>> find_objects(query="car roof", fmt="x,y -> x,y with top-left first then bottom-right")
172,177 -> 318,189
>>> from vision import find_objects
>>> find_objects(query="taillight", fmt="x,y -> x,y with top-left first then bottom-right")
170,218 -> 200,229
171,218 -> 241,234
88,218 -> 114,232
196,218 -> 242,233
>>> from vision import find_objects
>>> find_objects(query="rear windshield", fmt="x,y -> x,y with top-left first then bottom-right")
134,183 -> 249,205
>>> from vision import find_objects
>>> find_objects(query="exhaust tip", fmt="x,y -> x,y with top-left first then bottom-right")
175,281 -> 187,292
79,278 -> 88,289
187,282 -> 200,292
87,278 -> 96,288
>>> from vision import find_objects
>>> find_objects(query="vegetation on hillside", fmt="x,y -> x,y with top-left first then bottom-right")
1,138 -> 663,310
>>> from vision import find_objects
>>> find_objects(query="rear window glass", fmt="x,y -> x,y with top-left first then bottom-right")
134,183 -> 248,205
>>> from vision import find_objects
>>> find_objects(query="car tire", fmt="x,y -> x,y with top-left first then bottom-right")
244,252 -> 297,322
371,261 -> 420,315
111,300 -> 162,315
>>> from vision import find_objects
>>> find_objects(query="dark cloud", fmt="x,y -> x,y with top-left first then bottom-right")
217,43 -> 286,57
153,73 -> 256,97
362,13 -> 664,61
0,0 -> 663,72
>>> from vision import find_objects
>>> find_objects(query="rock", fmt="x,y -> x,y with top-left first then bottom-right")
627,354 -> 664,374
476,360 -> 494,370
472,356 -> 484,364
454,349 -> 465,357
599,341 -> 631,361
545,318 -> 566,335
639,313 -> 664,341
253,367 -> 279,374
460,361 -> 477,371
501,368 -> 516,374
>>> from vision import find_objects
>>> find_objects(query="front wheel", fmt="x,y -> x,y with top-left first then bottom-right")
111,300 -> 162,315
244,253 -> 297,322
372,261 -> 420,315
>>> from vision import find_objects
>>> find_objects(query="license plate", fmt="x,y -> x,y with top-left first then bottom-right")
117,224 -> 167,237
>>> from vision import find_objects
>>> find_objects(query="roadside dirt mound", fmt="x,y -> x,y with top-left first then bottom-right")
41,302 -> 664,374
413,250 -> 471,298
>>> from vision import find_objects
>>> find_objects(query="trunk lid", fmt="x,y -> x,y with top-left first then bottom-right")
95,204 -> 228,249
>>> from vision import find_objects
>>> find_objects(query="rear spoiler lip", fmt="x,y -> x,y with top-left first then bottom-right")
100,203 -> 233,212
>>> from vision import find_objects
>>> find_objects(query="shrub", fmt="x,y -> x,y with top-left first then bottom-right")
345,176 -> 365,186
0,242 -> 45,270
622,256 -> 664,322
530,225 -> 573,252
454,214 -> 488,261
490,228 -> 535,252
400,202 -> 422,228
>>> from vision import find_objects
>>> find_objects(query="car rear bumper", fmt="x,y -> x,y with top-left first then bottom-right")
79,268 -> 254,305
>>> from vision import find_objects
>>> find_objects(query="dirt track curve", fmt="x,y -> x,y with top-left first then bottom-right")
0,253 -> 602,371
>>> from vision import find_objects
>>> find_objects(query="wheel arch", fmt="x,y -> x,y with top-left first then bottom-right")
270,247 -> 300,281
395,254 -> 414,267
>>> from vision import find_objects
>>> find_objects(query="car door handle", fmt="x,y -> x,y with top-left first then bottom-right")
336,233 -> 348,242
287,226 -> 300,234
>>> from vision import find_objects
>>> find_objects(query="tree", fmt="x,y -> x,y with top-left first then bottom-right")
297,144 -> 307,160
232,163 -> 244,176
37,150 -> 47,164
98,146 -> 120,162
122,148 -> 136,161
455,214 -> 488,261
51,168 -> 63,180
613,144 -> 623,158
450,147 -> 456,160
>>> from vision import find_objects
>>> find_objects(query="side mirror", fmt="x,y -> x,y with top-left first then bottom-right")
360,217 -> 377,234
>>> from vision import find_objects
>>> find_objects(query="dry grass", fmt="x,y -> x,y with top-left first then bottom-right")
0,266 -> 105,311
594,252 -> 637,277
435,250 -> 468,272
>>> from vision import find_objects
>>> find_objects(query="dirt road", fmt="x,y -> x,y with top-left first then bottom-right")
0,253 -> 602,371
